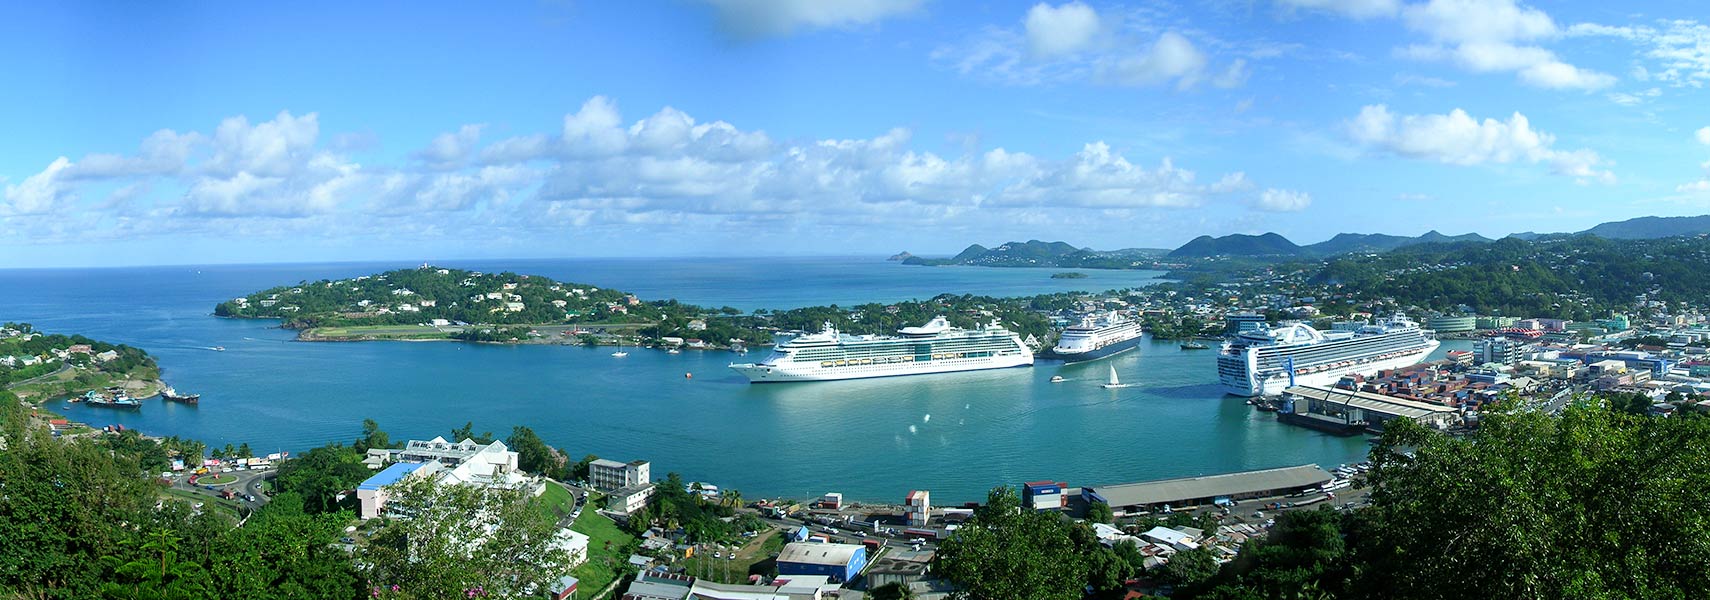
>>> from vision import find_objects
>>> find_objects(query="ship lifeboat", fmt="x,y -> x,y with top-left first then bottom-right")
821,361 -> 834,368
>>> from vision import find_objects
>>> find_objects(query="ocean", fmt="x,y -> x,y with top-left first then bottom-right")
0,257 -> 1463,503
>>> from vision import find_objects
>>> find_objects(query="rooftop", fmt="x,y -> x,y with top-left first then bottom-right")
776,542 -> 863,566
1284,385 -> 1461,419
357,461 -> 432,491
1087,464 -> 1332,508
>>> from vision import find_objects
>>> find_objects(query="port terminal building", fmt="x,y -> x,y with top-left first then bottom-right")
1081,464 -> 1333,516
1278,385 -> 1461,435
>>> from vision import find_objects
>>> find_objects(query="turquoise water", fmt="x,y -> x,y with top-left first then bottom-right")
0,258 -> 1467,503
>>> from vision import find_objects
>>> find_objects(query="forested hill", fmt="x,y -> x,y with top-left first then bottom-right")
214,266 -> 631,329
902,240 -> 1167,268
1310,235 -> 1710,319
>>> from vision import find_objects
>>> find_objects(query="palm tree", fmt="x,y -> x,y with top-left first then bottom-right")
724,489 -> 743,510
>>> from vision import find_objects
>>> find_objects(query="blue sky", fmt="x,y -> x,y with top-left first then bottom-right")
3,0 -> 1710,267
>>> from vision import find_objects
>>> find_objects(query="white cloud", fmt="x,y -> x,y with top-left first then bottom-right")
415,124 -> 484,170
3,97 -> 1291,248
1697,126 -> 1710,145
2,157 -> 74,215
1276,0 -> 1399,20
934,6 -> 1246,90
695,0 -> 923,37
1254,188 -> 1312,211
1606,87 -> 1661,106
1373,0 -> 1615,90
1025,2 -> 1101,58
1105,32 -> 1209,89
1347,104 -> 1614,182
1568,19 -> 1710,89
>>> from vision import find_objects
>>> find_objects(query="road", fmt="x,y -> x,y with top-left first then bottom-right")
173,468 -> 276,513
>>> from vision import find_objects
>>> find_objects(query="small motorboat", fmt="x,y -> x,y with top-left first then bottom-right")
1050,375 -> 1066,383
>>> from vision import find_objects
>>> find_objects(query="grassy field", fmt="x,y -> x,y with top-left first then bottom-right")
533,481 -> 576,522
677,526 -> 787,584
7,365 -> 160,403
570,510 -> 636,600
302,324 -> 457,340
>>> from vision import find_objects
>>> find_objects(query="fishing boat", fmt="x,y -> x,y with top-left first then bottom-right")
161,386 -> 200,405
1101,365 -> 1134,389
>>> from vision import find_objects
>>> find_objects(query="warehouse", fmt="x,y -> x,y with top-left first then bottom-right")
776,542 -> 868,583
1082,464 -> 1332,515
1279,385 -> 1460,434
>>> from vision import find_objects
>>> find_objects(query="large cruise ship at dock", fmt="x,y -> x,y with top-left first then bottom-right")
1043,311 -> 1144,363
1218,314 -> 1439,397
729,316 -> 1033,382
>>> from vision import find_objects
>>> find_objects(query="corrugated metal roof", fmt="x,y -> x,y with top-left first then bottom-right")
777,542 -> 862,566
1088,464 -> 1332,508
1284,385 -> 1459,419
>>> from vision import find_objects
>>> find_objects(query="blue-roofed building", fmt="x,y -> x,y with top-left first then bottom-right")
356,461 -> 437,519
776,542 -> 868,583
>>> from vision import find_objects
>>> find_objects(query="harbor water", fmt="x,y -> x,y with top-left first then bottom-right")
0,258 -> 1468,503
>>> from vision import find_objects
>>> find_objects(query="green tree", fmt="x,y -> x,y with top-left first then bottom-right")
449,421 -> 494,445
99,529 -> 209,600
869,582 -> 916,600
1347,406 -> 1710,600
1085,501 -> 1114,524
271,444 -> 371,514
506,425 -> 566,479
362,476 -> 574,599
935,487 -> 1087,600
354,418 -> 396,452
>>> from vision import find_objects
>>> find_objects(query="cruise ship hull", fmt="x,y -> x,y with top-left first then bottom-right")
732,354 -> 1033,383
1220,341 -> 1438,397
1042,335 -> 1143,364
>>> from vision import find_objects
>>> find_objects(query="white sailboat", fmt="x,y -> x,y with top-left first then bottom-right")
611,343 -> 628,358
1101,364 -> 1133,389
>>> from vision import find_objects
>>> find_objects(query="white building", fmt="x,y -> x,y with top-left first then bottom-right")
358,437 -> 541,519
589,458 -> 650,491
609,483 -> 655,515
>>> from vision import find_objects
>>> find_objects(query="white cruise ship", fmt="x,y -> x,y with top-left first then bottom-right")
1217,314 -> 1439,397
729,316 -> 1033,383
1045,311 -> 1144,363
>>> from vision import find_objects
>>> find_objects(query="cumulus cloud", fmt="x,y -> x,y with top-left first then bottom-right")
414,124 -> 484,170
1276,0 -> 1399,20
2,157 -> 74,215
1348,104 -> 1614,182
1024,2 -> 1101,58
933,5 -> 1246,90
1253,188 -> 1312,211
1698,126 -> 1710,145
695,0 -> 923,37
1396,0 -> 1613,90
4,97 -> 1298,248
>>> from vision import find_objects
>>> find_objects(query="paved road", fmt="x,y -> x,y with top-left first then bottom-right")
174,468 -> 275,513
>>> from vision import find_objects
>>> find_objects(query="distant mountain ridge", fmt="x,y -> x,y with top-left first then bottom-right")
908,214 -> 1710,267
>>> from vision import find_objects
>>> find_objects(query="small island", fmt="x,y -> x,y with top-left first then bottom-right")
1050,272 -> 1088,279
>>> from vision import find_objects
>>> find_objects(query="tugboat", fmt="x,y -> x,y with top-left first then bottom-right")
161,386 -> 201,405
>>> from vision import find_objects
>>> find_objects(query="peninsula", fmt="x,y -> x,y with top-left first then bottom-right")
1,322 -> 164,420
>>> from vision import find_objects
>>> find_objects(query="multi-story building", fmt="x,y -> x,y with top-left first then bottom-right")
608,483 -> 655,515
589,458 -> 651,491
358,437 -> 536,519
1426,315 -> 1477,333
1225,313 -> 1267,334
1476,338 -> 1535,365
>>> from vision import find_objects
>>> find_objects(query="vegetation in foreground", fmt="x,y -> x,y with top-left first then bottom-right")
935,404 -> 1710,599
